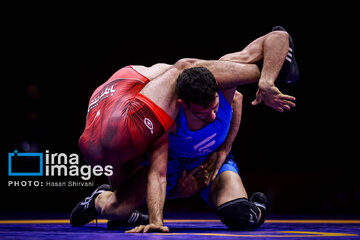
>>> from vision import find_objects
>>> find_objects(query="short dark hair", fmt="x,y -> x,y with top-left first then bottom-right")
176,67 -> 218,107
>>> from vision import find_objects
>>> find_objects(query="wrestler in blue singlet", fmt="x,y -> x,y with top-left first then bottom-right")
167,91 -> 239,204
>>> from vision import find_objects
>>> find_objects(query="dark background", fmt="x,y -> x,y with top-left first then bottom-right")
2,4 -> 359,218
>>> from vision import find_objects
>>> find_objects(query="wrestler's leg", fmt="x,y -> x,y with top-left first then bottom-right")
135,30 -> 292,116
209,171 -> 248,207
219,35 -> 267,63
213,30 -> 295,111
137,29 -> 290,91
96,165 -> 148,220
70,154 -> 149,227
210,171 -> 267,230
219,30 -> 289,83
94,153 -> 148,220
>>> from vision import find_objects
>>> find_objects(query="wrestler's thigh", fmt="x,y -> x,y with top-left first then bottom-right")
209,171 -> 248,207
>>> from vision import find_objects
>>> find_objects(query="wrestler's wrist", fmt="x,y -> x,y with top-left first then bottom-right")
258,79 -> 275,89
217,147 -> 230,158
149,218 -> 163,226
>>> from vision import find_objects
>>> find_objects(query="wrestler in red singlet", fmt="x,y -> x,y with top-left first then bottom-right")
79,66 -> 174,168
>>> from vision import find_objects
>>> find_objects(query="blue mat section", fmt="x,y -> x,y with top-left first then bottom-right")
0,219 -> 359,239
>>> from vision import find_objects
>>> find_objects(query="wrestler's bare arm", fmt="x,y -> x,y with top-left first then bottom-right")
126,133 -> 170,233
144,134 -> 169,232
203,90 -> 243,184
218,90 -> 243,155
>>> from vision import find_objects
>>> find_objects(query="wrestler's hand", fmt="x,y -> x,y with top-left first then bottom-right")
125,224 -> 170,233
175,166 -> 207,198
203,150 -> 227,185
252,82 -> 296,112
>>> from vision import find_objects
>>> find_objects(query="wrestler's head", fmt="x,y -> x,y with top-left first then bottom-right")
177,67 -> 219,123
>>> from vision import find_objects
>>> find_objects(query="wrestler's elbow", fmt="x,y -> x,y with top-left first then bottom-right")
148,169 -> 167,188
234,91 -> 243,100
231,91 -> 243,113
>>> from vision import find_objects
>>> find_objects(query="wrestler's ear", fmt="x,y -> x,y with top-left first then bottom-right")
177,99 -> 188,109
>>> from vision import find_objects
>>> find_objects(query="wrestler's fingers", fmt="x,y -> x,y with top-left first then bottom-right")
275,106 -> 284,112
125,225 -> 145,233
211,169 -> 220,181
277,99 -> 295,111
143,225 -> 170,233
180,169 -> 187,179
281,104 -> 291,111
251,94 -> 262,106
280,94 -> 296,102
280,99 -> 296,108
189,165 -> 204,176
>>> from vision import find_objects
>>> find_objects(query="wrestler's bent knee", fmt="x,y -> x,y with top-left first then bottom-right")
101,200 -> 128,220
268,30 -> 289,42
216,198 -> 260,230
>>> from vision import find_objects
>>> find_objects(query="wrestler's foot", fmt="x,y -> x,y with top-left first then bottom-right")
70,184 -> 111,226
273,26 -> 299,83
107,210 -> 149,229
249,192 -> 267,227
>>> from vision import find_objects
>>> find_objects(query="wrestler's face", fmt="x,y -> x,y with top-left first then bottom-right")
187,92 -> 219,123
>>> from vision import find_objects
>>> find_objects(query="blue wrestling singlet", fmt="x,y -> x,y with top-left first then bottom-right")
167,91 -> 239,205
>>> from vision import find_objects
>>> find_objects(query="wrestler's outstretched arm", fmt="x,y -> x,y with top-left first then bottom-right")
126,134 -> 170,234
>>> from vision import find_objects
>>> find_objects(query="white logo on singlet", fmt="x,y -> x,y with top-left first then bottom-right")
88,85 -> 116,113
144,118 -> 154,134
193,133 -> 217,154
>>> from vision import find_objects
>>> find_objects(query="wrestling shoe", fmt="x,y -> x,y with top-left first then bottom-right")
107,210 -> 149,229
70,184 -> 111,226
273,26 -> 299,83
249,192 -> 267,227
